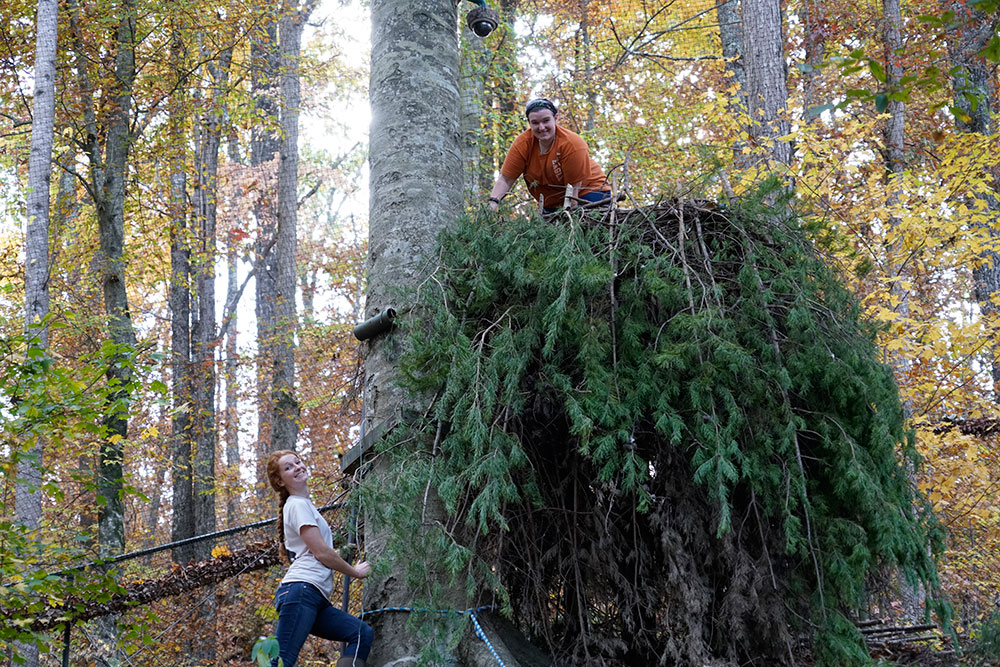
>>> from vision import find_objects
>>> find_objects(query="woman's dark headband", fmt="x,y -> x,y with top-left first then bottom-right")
525,98 -> 557,117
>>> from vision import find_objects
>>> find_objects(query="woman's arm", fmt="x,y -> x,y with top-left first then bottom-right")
299,524 -> 371,579
488,174 -> 516,211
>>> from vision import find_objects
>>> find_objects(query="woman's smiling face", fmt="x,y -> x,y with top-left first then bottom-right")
527,108 -> 557,144
277,453 -> 309,493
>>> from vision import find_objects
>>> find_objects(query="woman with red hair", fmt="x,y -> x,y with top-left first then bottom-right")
266,449 -> 373,667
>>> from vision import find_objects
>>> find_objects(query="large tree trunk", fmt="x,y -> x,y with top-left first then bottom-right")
17,2 -> 58,665
739,0 -> 791,166
364,0 -> 465,662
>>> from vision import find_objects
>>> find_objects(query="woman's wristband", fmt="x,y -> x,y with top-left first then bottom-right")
488,196 -> 501,204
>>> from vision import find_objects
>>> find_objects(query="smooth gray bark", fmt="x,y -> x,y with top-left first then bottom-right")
20,0 -> 58,533
24,0 -> 56,351
739,0 -> 791,166
17,2 -> 58,665
365,0 -> 465,663
717,0 -> 745,106
882,0 -> 905,178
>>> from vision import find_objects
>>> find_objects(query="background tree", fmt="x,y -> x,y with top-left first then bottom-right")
740,0 -> 791,168
15,2 -> 58,664
68,0 -> 140,557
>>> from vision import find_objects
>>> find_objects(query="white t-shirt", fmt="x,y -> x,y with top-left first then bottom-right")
280,495 -> 334,598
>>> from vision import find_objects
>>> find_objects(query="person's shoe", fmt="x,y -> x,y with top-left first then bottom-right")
335,659 -> 365,667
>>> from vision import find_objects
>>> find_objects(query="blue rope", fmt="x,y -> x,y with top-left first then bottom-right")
359,605 -> 506,667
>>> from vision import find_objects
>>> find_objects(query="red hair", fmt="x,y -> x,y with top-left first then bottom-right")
266,449 -> 298,562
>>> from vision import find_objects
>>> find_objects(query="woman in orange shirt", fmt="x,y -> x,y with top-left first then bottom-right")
488,98 -> 611,214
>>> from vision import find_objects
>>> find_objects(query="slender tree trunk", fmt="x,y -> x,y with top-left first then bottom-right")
17,2 -> 58,665
71,2 -> 141,660
740,0 -> 791,167
800,0 -> 825,121
880,0 -> 925,622
20,0 -> 57,533
576,0 -> 597,132
949,6 -> 1000,395
225,136 -> 242,527
224,237 -> 241,528
272,3 -> 310,453
491,0 -> 521,182
460,25 -> 490,207
93,0 -> 139,560
190,45 -> 231,561
882,0 -> 904,180
24,0 -> 56,352
168,25 -> 196,566
717,0 -> 745,107
251,18 -> 281,495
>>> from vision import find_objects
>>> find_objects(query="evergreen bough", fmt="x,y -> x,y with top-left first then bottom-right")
364,184 -> 944,666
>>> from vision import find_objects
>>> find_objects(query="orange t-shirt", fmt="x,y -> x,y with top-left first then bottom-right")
500,126 -> 607,206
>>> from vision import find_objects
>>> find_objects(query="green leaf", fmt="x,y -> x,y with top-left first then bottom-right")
874,93 -> 889,113
251,636 -> 281,666
950,105 -> 973,124
980,34 -> 1000,63
868,60 -> 886,83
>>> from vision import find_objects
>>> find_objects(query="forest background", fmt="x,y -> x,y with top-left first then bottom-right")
0,0 -> 998,664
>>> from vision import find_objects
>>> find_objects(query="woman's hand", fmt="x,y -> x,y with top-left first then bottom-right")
300,525 -> 372,578
488,174 -> 515,211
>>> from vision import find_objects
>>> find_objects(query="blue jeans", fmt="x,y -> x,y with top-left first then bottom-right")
272,581 -> 373,667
